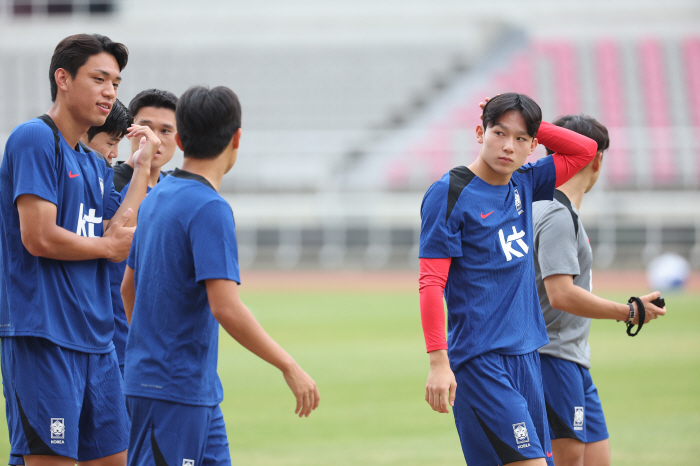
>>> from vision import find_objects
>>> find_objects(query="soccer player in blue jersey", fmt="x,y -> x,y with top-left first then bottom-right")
80,98 -> 132,166
532,114 -> 666,466
120,85 -> 320,466
108,89 -> 178,375
419,93 -> 598,466
0,34 -> 160,466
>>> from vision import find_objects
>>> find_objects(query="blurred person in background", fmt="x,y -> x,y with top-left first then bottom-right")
532,114 -> 666,466
80,98 -> 132,166
112,89 -> 178,192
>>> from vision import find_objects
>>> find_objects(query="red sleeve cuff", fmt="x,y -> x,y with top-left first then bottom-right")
537,121 -> 598,188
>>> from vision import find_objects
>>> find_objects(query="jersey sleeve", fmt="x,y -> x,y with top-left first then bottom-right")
534,203 -> 580,279
190,199 -> 241,284
419,181 -> 463,258
8,123 -> 59,205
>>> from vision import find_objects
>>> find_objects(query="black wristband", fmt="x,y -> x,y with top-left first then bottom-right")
626,297 -> 645,336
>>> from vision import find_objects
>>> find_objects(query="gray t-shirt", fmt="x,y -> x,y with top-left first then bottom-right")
533,191 -> 593,368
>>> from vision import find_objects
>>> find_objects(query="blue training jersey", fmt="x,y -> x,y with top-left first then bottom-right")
123,169 -> 240,406
419,156 -> 556,370
0,118 -> 121,353
108,175 -> 162,366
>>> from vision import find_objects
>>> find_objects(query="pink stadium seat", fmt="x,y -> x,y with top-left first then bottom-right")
683,37 -> 700,182
639,38 -> 674,185
595,39 -> 630,187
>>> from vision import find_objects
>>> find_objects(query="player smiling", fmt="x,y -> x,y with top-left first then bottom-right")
0,33 -> 159,466
419,93 -> 598,466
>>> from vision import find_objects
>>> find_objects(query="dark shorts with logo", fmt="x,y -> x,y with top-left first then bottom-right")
126,397 -> 230,466
453,350 -> 554,466
540,354 -> 609,444
1,337 -> 129,461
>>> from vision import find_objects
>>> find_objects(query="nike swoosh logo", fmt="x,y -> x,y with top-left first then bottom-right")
480,210 -> 494,219
546,450 -> 553,457
69,171 -> 80,178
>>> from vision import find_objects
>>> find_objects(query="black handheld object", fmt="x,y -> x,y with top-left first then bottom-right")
626,297 -> 645,337
650,296 -> 665,308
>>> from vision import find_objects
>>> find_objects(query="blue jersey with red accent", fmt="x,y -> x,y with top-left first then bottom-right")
124,169 -> 240,406
0,118 -> 121,353
419,156 -> 556,370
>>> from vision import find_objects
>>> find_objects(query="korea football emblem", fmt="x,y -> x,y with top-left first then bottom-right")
514,188 -> 524,215
99,177 -> 104,197
50,418 -> 65,444
574,406 -> 584,430
183,460 -> 194,466
513,422 -> 530,445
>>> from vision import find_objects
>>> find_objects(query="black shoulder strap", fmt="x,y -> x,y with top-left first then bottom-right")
553,189 -> 579,238
37,114 -> 60,165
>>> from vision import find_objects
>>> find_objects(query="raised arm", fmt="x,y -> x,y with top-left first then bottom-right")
17,194 -> 134,262
536,121 -> 598,188
105,124 -> 159,229
543,274 -> 666,323
205,278 -> 319,417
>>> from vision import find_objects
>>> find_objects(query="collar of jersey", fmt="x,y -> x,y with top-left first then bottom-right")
169,168 -> 215,190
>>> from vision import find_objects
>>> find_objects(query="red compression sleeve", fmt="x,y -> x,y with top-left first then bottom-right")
536,121 -> 598,188
419,257 -> 451,353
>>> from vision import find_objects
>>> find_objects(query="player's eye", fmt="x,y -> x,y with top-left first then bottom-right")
113,83 -> 119,89
94,77 -> 104,83
161,129 -> 171,135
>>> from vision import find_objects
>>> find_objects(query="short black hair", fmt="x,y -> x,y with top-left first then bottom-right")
482,92 -> 542,138
50,33 -> 128,102
87,99 -> 132,141
128,89 -> 178,118
546,114 -> 610,155
176,86 -> 242,159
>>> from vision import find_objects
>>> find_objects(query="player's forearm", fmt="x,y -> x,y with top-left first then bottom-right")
215,302 -> 297,373
548,282 -> 628,321
21,223 -> 114,261
108,165 -> 149,229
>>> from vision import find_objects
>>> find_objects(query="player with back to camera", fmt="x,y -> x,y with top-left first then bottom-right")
532,114 -> 666,466
120,85 -> 320,466
108,89 -> 179,375
419,93 -> 598,466
80,98 -> 132,166
0,33 -> 161,466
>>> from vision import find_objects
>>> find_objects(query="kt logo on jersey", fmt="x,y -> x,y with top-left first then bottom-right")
76,203 -> 102,238
499,226 -> 529,261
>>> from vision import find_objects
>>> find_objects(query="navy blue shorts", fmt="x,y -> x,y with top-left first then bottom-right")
540,354 -> 609,444
126,396 -> 230,466
1,337 -> 129,461
453,351 -> 554,466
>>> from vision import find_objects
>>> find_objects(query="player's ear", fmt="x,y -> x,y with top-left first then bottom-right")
55,68 -> 70,93
476,125 -> 484,144
175,133 -> 184,151
529,137 -> 538,155
231,128 -> 241,150
592,151 -> 603,172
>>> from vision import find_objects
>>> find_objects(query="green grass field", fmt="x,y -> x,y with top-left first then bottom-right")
1,288 -> 698,465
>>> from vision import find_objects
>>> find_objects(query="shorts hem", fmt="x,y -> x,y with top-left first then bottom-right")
77,442 -> 128,462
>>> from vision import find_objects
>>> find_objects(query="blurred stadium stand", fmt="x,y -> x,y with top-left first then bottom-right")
0,0 -> 699,270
